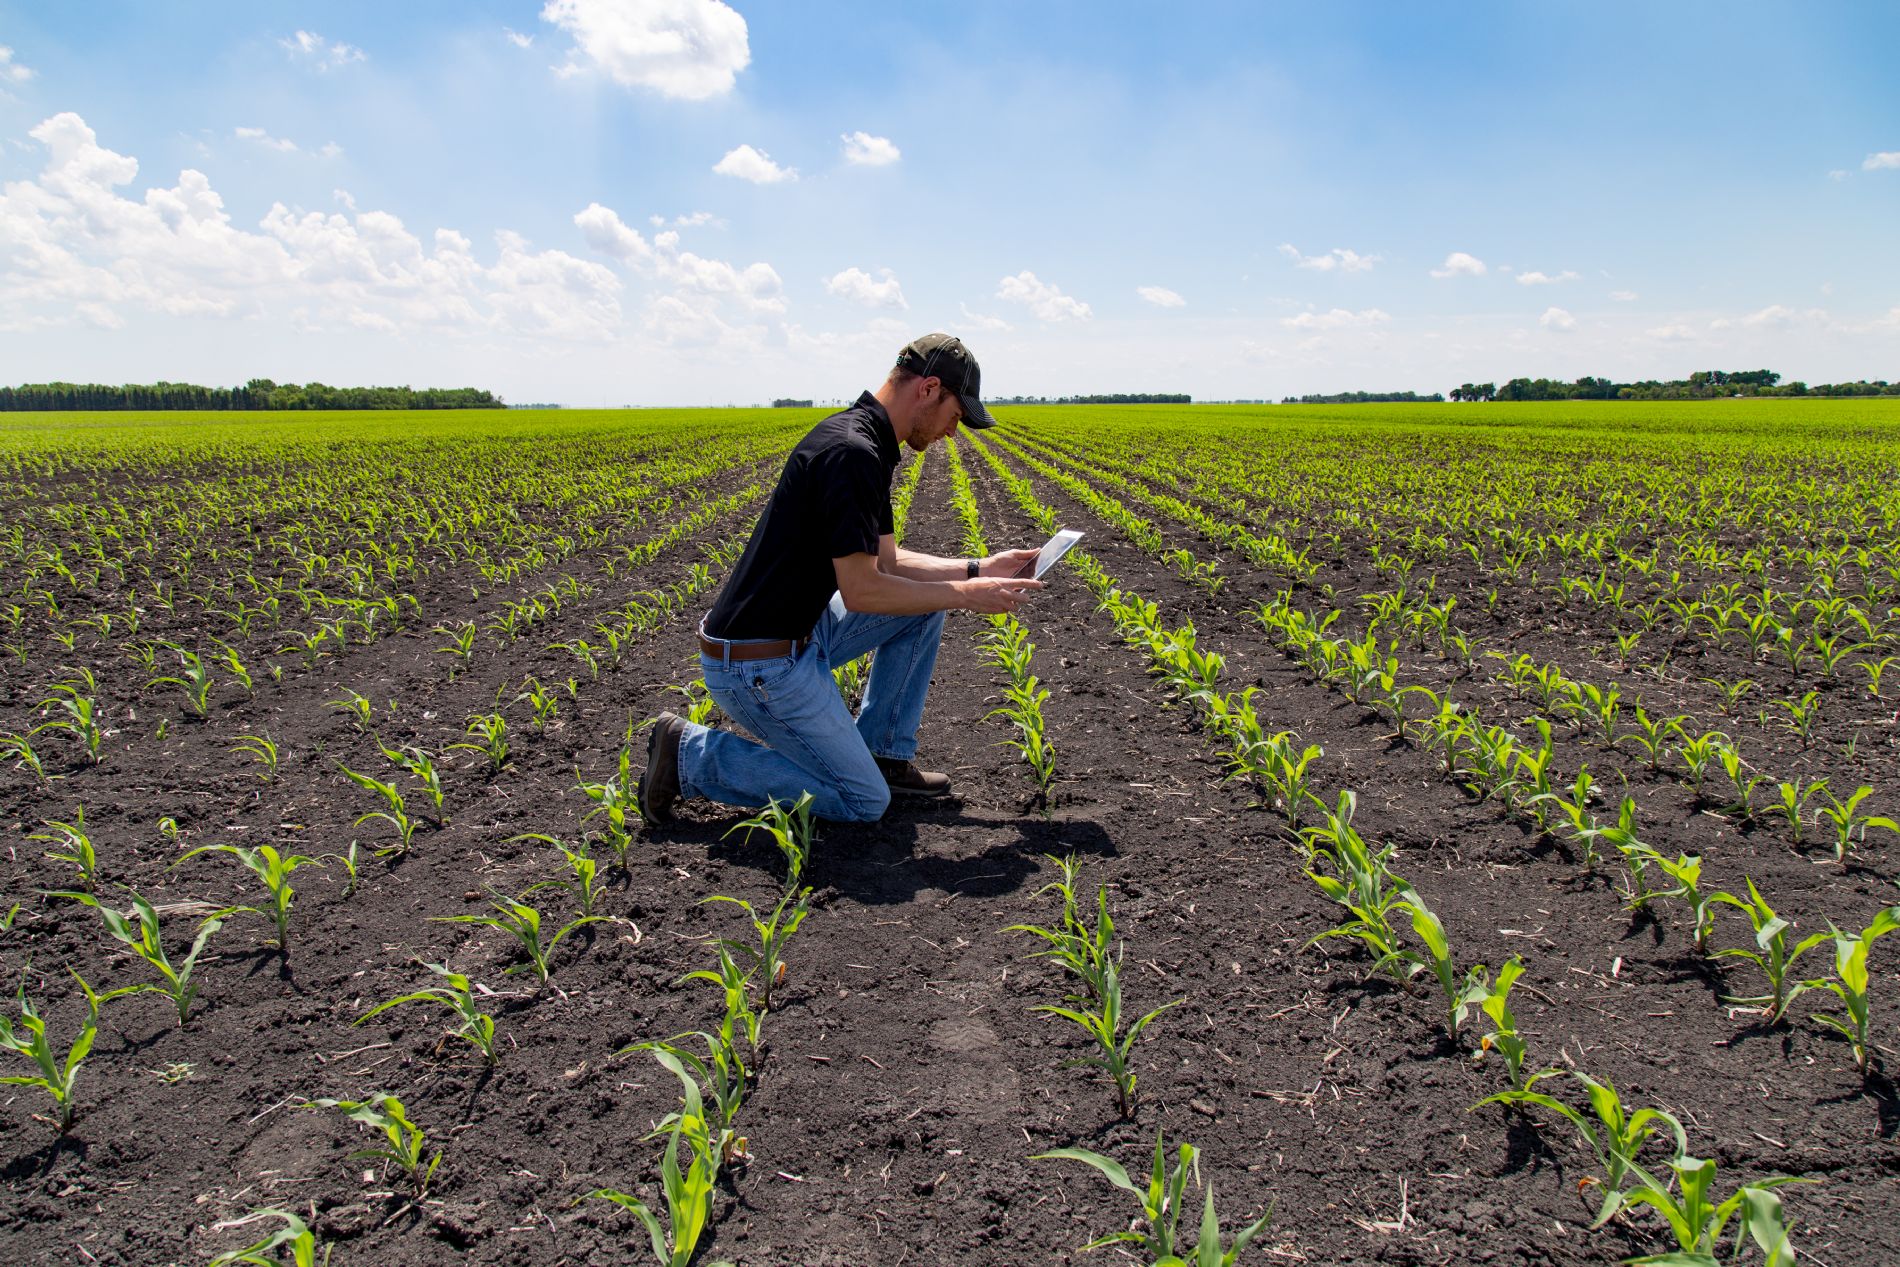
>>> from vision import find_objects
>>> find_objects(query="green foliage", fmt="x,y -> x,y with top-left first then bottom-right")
306,1094 -> 442,1197
1036,1130 -> 1273,1265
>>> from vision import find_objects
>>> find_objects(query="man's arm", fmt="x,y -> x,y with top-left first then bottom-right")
837,551 -> 1040,615
881,536 -> 1043,582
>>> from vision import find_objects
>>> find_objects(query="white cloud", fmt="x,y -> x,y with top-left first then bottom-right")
650,210 -> 717,228
1828,169 -> 1851,181
334,189 -> 357,211
1136,285 -> 1186,308
1539,306 -> 1576,332
505,28 -> 535,49
0,44 -> 33,85
1646,324 -> 1696,341
958,303 -> 1012,333
1863,151 -> 1900,171
1277,243 -> 1378,273
541,0 -> 749,100
235,127 -> 299,154
713,144 -> 795,184
1609,289 -> 1638,301
1430,251 -> 1487,279
281,30 -> 365,70
824,266 -> 907,310
841,131 -> 900,166
1281,307 -> 1389,331
1741,303 -> 1828,328
575,201 -> 785,330
1515,269 -> 1579,286
0,112 -> 621,339
996,271 -> 1092,322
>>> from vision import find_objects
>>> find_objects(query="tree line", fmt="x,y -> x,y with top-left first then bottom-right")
0,379 -> 505,411
1285,390 -> 1445,404
993,393 -> 1192,405
1449,370 -> 1898,402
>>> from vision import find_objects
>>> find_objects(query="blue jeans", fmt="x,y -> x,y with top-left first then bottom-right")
677,594 -> 947,823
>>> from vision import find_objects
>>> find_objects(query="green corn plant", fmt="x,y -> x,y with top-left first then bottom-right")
209,639 -> 254,697
278,626 -> 332,669
1302,793 -> 1418,980
1471,957 -> 1538,1089
1770,689 -> 1821,750
1672,727 -> 1728,804
1034,953 -> 1183,1117
31,807 -> 98,892
579,745 -> 641,867
1813,784 -> 1898,865
306,1094 -> 442,1198
449,712 -> 511,775
432,619 -> 478,678
206,1207 -> 332,1267
1530,766 -> 1598,856
1,731 -> 51,783
149,643 -> 214,718
324,688 -> 375,734
679,941 -> 764,1057
1709,879 -> 1829,1024
622,1032 -> 751,1167
1616,708 -> 1686,774
356,962 -> 499,1064
1624,846 -> 1718,951
1607,1153 -> 1807,1265
1396,895 -> 1489,1039
230,733 -> 280,783
432,892 -> 608,987
378,741 -> 446,826
1035,1130 -> 1273,1266
1792,905 -> 1900,1074
1702,675 -> 1756,715
35,679 -> 104,763
585,1047 -> 733,1267
176,843 -> 319,952
321,841 -> 362,897
988,677 -> 1058,806
550,636 -> 602,679
0,975 -> 116,1132
51,889 -> 223,1025
337,764 -> 417,856
514,833 -> 607,915
1475,1071 -> 1688,1223
724,792 -> 816,895
514,676 -> 560,732
702,889 -> 810,1013
1717,746 -> 1766,821
1772,778 -> 1828,846
1857,654 -> 1896,699
667,678 -> 719,726
1568,680 -> 1623,744
1007,862 -> 1115,1003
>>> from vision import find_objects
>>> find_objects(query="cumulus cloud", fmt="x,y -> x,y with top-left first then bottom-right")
1863,151 -> 1900,171
1609,289 -> 1638,301
0,44 -> 33,85
0,112 -> 621,339
1277,243 -> 1378,273
1281,307 -> 1389,331
1430,251 -> 1487,279
841,131 -> 900,166
281,30 -> 366,69
541,0 -> 749,100
1136,285 -> 1185,308
824,266 -> 906,309
996,271 -> 1091,322
713,144 -> 795,183
1516,269 -> 1579,286
1539,306 -> 1577,332
650,210 -> 717,228
574,200 -> 785,340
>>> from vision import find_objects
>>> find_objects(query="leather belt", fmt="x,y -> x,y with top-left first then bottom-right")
697,631 -> 810,661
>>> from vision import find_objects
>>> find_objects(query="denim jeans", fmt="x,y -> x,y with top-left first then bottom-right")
677,593 -> 947,823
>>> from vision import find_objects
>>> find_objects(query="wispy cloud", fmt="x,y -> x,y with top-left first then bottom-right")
841,131 -> 900,166
1136,285 -> 1186,308
1515,269 -> 1579,286
0,43 -> 33,85
1862,151 -> 1900,171
1278,243 -> 1378,273
504,28 -> 534,49
1282,307 -> 1389,330
997,271 -> 1092,322
281,30 -> 366,70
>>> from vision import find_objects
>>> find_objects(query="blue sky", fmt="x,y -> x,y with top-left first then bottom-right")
0,2 -> 1895,404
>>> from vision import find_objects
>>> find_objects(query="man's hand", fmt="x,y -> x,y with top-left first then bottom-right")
984,547 -> 1044,580
962,576 -> 1044,614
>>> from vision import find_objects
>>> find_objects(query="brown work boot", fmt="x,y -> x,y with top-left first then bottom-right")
639,711 -> 686,827
876,756 -> 951,799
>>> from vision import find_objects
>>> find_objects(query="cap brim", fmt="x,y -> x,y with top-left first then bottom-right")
958,394 -> 997,429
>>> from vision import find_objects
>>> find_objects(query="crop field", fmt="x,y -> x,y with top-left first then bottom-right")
1,399 -> 1897,1266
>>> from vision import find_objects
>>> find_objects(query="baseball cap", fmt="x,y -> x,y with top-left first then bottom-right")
895,333 -> 997,429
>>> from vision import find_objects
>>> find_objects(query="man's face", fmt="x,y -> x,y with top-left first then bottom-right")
907,380 -> 962,451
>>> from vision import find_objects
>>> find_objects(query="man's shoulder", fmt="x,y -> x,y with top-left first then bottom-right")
795,397 -> 889,463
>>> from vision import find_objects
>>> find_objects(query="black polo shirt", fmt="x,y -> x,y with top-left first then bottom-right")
704,392 -> 900,640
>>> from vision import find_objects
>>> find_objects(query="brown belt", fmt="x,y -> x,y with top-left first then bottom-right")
697,631 -> 810,661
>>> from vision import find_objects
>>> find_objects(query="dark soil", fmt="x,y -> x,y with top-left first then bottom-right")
1,433 -> 1894,1266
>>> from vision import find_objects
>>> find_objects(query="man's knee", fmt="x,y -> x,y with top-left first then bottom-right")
837,778 -> 891,823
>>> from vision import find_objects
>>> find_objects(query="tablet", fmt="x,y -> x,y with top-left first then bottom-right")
1025,529 -> 1085,580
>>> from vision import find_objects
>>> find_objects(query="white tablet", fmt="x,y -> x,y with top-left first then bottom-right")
1026,529 -> 1085,579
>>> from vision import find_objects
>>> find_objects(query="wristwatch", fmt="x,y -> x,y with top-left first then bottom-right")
966,558 -> 980,579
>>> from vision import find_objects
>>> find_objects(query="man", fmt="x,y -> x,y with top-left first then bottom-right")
639,333 -> 1044,826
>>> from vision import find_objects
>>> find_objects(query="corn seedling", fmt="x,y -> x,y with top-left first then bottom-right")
1857,654 -> 1896,699
307,1094 -> 442,1198
1397,895 -> 1489,1039
324,688 -> 375,733
1772,778 -> 1828,846
1616,708 -> 1685,774
35,679 -> 104,763
1475,1071 -> 1688,1223
1673,727 -> 1728,804
1035,953 -> 1183,1117
1302,792 -> 1418,980
433,619 -> 478,678
231,733 -> 280,783
1716,746 -> 1765,821
378,740 -> 446,826
31,808 -> 99,892
1813,784 -> 1898,865
1,731 -> 51,783
1709,878 -> 1829,1023
432,892 -> 608,987
1771,689 -> 1822,750
53,889 -> 223,1025
724,792 -> 816,895
206,1207 -> 332,1267
209,639 -> 254,697
176,843 -> 319,952
678,941 -> 764,1056
987,677 -> 1058,805
357,963 -> 499,1064
514,833 -> 608,915
514,676 -> 560,732
1471,956 -> 1539,1089
1605,1153 -> 1807,1264
579,746 -> 640,867
585,1047 -> 733,1267
1035,1129 -> 1273,1265
1793,905 -> 1900,1074
0,976 -> 111,1132
450,712 -> 511,775
149,643 -> 214,718
337,764 -> 417,856
667,677 -> 719,727
1007,861 -> 1115,1003
322,841 -> 363,898
702,889 -> 810,1013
